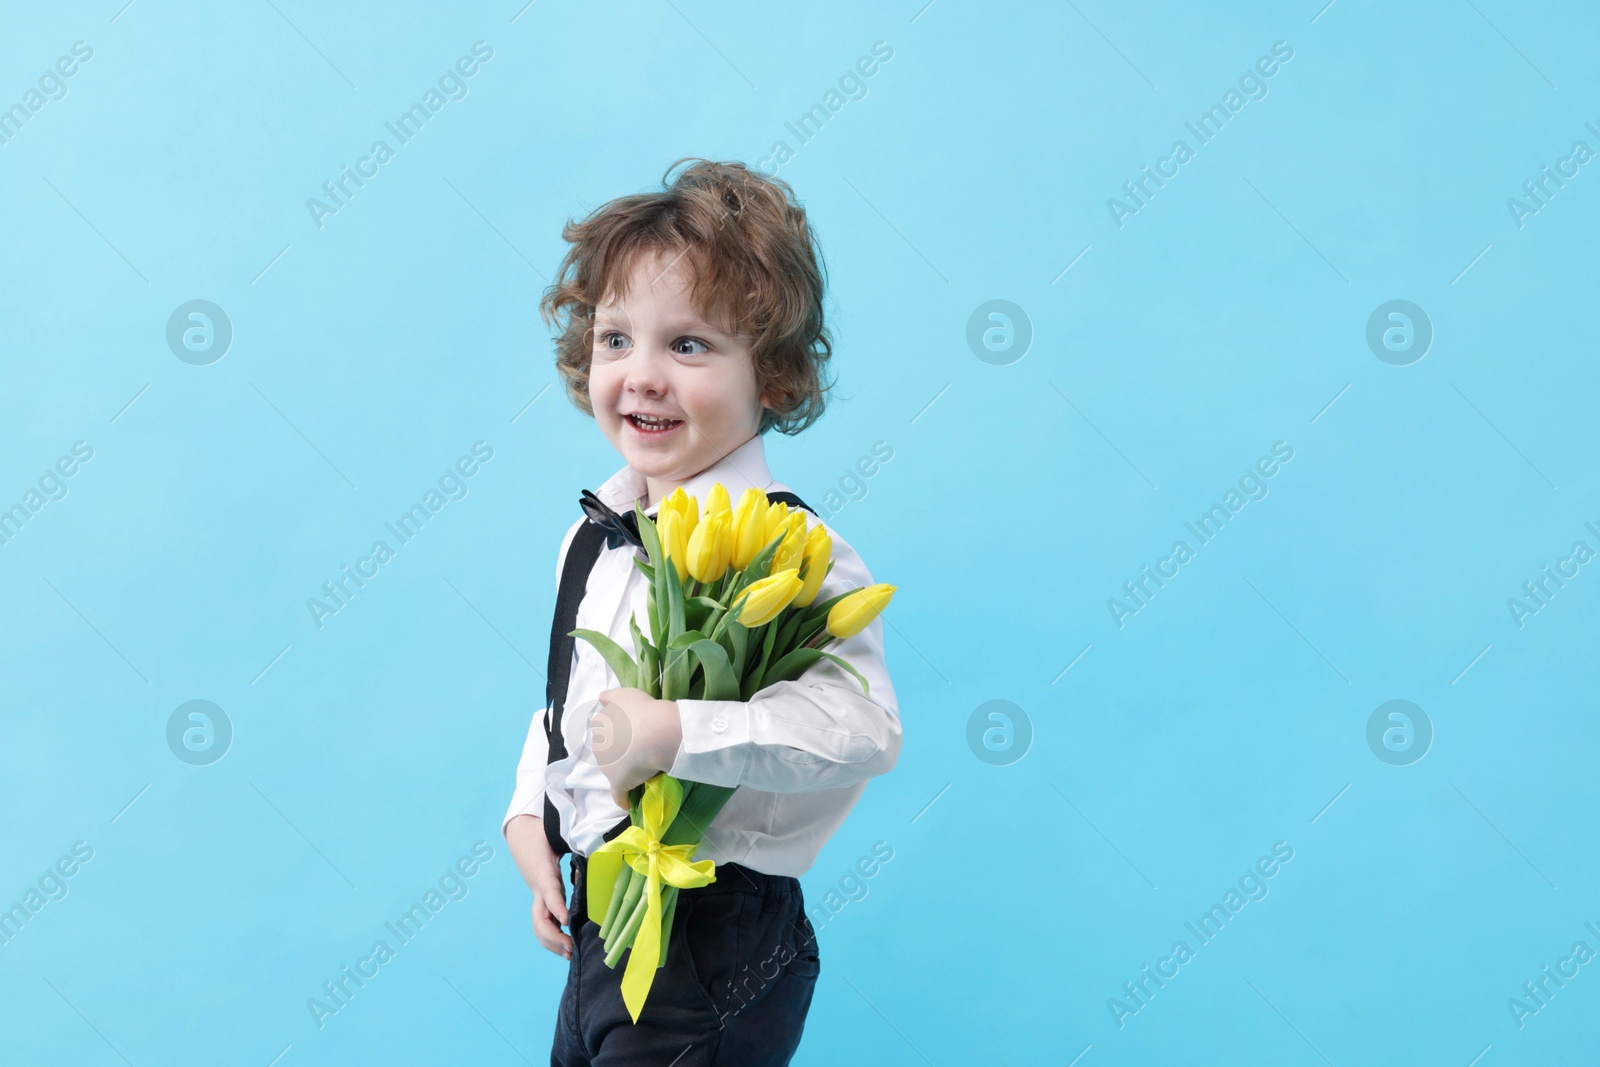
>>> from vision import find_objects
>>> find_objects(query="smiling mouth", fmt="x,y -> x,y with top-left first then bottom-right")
624,413 -> 684,435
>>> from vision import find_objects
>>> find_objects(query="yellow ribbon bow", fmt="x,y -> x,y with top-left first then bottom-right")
586,773 -> 717,1022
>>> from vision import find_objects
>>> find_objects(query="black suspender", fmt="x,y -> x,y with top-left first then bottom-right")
541,490 -> 816,858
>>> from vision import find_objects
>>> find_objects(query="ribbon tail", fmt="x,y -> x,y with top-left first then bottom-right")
586,847 -> 626,929
620,860 -> 665,1023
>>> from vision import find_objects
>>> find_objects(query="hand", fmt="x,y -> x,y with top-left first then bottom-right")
593,687 -> 683,810
504,814 -> 572,960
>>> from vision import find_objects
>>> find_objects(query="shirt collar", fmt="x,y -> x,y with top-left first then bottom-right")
593,433 -> 775,519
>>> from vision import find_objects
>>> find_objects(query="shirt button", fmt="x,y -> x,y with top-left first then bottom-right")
711,716 -> 728,732
585,650 -> 598,665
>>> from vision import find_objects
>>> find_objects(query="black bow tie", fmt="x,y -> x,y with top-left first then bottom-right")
579,489 -> 645,552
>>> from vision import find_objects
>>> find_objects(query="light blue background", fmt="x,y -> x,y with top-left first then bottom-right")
3,1 -> 1597,1063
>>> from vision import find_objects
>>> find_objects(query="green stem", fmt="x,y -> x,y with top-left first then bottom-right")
708,589 -> 751,645
598,863 -> 631,939
609,863 -> 644,945
657,885 -> 680,967
604,882 -> 652,968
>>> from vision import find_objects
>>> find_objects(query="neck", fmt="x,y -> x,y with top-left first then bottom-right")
641,427 -> 763,510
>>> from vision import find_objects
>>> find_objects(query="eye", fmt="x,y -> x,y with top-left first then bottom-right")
673,337 -> 710,356
597,330 -> 628,352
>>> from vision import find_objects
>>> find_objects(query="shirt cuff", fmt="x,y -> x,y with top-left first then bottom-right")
502,789 -> 545,838
668,699 -> 753,787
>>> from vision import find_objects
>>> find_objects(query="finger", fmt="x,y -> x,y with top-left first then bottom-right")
531,901 -> 574,958
533,903 -> 573,951
532,863 -> 570,926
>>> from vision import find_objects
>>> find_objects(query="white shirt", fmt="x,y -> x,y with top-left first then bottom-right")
500,432 -> 902,878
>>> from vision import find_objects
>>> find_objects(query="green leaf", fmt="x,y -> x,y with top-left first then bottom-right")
666,558 -> 687,635
773,607 -> 807,657
569,627 -> 638,689
634,499 -> 662,563
685,638 -> 740,701
684,595 -> 720,633
760,647 -> 824,689
628,614 -> 656,695
661,629 -> 709,698
664,553 -> 690,699
802,589 -> 853,628
817,651 -> 870,696
728,620 -> 749,680
667,628 -> 708,650
628,611 -> 653,657
639,640 -> 659,699
743,617 -> 783,700
637,500 -> 670,651
662,780 -> 737,846
725,534 -> 785,605
754,648 -> 870,697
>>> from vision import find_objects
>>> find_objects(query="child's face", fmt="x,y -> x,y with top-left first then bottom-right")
589,248 -> 773,507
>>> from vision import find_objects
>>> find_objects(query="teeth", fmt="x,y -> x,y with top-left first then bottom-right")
631,414 -> 677,429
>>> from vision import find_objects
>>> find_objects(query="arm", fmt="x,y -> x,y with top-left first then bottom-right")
667,524 -> 902,794
502,706 -> 551,842
503,515 -> 588,959
503,708 -> 574,959
500,512 -> 588,844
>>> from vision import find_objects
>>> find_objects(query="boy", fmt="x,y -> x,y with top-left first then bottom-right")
502,159 -> 902,1066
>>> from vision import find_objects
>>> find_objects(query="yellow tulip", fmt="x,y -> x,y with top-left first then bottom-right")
658,508 -> 689,583
686,508 -> 733,583
792,524 -> 832,608
826,584 -> 896,639
762,501 -> 790,548
730,488 -> 769,571
704,482 -> 731,520
737,569 -> 803,627
658,486 -> 698,545
772,512 -> 808,575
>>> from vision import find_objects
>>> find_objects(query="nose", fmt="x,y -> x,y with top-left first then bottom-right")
622,340 -> 669,399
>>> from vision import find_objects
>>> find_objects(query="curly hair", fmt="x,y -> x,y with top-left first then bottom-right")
538,158 -> 834,436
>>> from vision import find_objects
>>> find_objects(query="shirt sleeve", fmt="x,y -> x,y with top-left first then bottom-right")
502,515 -> 588,839
502,706 -> 551,838
667,520 -> 902,794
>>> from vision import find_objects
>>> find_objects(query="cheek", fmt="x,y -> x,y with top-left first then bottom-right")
588,366 -> 621,406
682,366 -> 753,419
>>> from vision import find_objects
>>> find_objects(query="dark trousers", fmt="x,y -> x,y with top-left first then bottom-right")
550,850 -> 821,1066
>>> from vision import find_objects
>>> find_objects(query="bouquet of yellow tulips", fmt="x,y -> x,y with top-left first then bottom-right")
570,482 -> 894,1022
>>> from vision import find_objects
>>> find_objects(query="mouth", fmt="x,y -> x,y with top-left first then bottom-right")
623,413 -> 684,437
